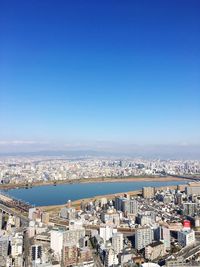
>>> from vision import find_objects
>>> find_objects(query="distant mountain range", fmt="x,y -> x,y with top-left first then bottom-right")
1,145 -> 200,160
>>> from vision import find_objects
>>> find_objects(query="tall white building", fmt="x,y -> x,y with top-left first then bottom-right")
50,229 -> 65,259
135,227 -> 154,250
112,233 -> 123,254
99,226 -> 117,242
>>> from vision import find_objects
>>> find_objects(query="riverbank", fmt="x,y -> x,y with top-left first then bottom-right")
39,183 -> 186,213
0,175 -> 185,190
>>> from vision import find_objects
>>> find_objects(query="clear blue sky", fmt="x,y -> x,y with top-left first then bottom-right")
0,0 -> 200,151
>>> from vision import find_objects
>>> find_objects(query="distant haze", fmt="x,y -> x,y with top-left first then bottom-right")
0,141 -> 200,160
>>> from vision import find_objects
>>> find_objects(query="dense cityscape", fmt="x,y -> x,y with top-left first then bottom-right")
0,158 -> 200,186
2,180 -> 200,266
1,0 -> 200,266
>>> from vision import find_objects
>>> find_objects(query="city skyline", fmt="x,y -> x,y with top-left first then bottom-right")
1,0 -> 200,154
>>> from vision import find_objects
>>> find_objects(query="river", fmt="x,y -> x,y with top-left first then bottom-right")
3,180 -> 187,206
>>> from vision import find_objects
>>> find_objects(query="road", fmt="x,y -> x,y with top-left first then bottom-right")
89,240 -> 104,267
176,242 -> 200,260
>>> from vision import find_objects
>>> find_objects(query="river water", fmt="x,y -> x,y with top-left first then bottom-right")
3,180 -> 187,206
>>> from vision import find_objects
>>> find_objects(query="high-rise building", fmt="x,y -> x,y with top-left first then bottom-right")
135,227 -> 154,250
142,187 -> 155,199
63,228 -> 85,247
99,226 -> 117,242
31,245 -> 42,262
137,211 -> 156,226
154,226 -> 170,250
41,212 -> 49,224
50,229 -> 65,259
129,199 -> 138,214
11,232 -> 23,257
115,196 -> 127,211
0,236 -> 9,258
112,233 -> 123,254
62,245 -> 78,267
104,248 -> 118,267
183,203 -> 197,216
115,196 -> 138,214
186,183 -> 200,196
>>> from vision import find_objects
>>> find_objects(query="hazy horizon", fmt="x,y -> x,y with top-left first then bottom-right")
1,141 -> 200,160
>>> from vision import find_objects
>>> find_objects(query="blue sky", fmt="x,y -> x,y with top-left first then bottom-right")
0,0 -> 200,152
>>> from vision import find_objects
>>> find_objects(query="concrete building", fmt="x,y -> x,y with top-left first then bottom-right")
137,211 -> 155,226
104,248 -> 118,267
99,226 -> 117,242
186,183 -> 200,196
41,212 -> 49,224
115,197 -> 127,212
50,229 -> 65,259
142,187 -> 155,199
31,245 -> 43,263
11,232 -> 23,262
0,236 -> 9,258
178,229 -> 195,247
135,227 -> 154,250
62,245 -> 78,267
154,226 -> 171,250
112,233 -> 123,254
60,206 -> 76,220
63,228 -> 85,247
115,197 -> 138,214
183,202 -> 197,216
101,211 -> 120,225
145,241 -> 165,261
129,199 -> 138,214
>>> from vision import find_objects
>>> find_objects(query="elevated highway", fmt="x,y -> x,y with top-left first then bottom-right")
0,193 -> 30,225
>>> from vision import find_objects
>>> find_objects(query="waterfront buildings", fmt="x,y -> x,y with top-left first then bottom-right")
1,157 -> 200,186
